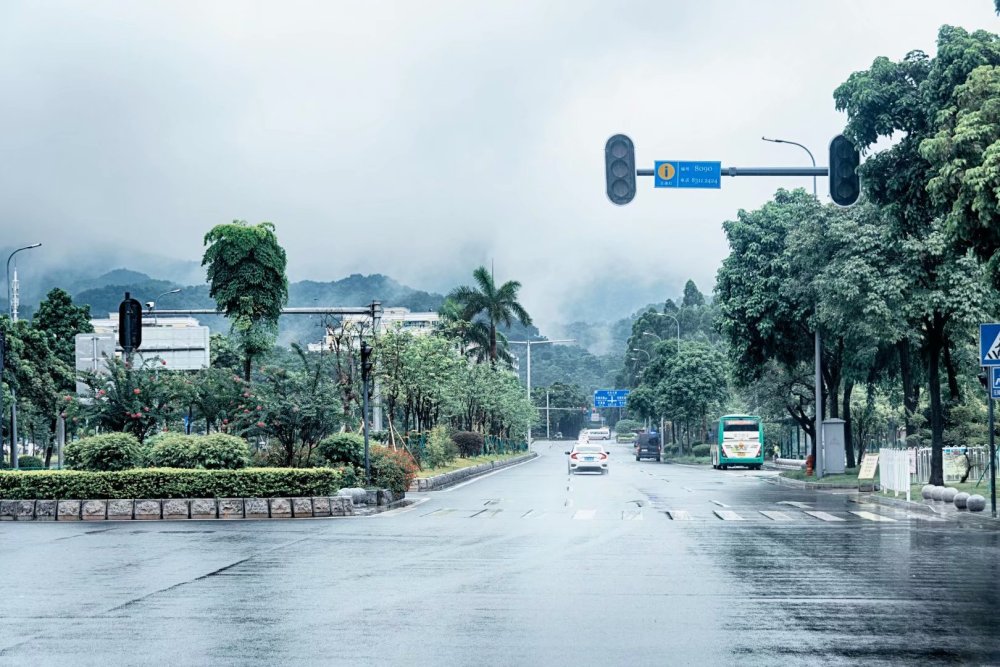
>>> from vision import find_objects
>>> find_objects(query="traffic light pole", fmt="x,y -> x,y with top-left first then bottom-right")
990,396 -> 996,518
362,370 -> 371,483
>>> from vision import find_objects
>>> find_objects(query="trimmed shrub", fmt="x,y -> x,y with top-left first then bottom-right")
0,466 -> 350,500
318,433 -> 365,467
148,433 -> 198,468
691,444 -> 712,458
369,446 -> 418,493
423,425 -> 458,469
65,433 -> 143,472
15,455 -> 46,470
451,431 -> 484,458
614,419 -> 643,434
147,433 -> 250,470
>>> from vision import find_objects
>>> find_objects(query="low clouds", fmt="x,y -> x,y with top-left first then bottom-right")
1,1 -> 995,327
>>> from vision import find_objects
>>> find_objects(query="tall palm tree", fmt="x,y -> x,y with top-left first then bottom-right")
438,296 -> 516,366
447,266 -> 532,364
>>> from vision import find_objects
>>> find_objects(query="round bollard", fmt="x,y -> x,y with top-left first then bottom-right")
967,494 -> 987,512
921,484 -> 936,500
953,492 -> 970,510
941,487 -> 958,503
931,486 -> 947,501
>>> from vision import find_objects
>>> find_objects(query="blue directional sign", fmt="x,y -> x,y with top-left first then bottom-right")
654,161 -> 722,189
991,367 -> 1000,400
594,389 -> 630,408
981,323 -> 1000,366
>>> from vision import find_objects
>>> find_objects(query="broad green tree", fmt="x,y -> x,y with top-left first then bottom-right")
32,288 -> 93,374
448,266 -> 532,364
202,220 -> 289,380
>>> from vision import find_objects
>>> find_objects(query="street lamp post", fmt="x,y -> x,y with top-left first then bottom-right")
149,288 -> 182,326
648,312 -> 680,349
509,339 -> 574,447
5,243 -> 42,469
763,136 -> 823,478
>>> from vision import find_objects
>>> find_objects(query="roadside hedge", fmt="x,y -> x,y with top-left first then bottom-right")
147,433 -> 251,470
0,467 -> 351,500
691,444 -> 712,458
65,433 -> 144,471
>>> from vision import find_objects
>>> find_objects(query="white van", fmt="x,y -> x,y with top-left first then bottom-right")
587,427 -> 610,441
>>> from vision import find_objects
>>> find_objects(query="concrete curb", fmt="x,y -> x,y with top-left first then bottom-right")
858,493 -> 999,525
774,475 -> 864,491
410,452 -> 537,492
0,489 -> 404,522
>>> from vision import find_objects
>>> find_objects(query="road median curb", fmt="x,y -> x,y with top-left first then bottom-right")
409,452 -> 537,492
774,475 -> 862,491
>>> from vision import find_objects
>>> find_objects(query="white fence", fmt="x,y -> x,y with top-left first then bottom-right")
878,448 -> 911,501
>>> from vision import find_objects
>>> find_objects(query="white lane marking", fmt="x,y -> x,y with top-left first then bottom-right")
377,497 -> 431,517
622,510 -> 643,521
778,501 -> 812,509
666,510 -> 692,520
682,487 -> 694,493
439,454 -> 540,492
710,500 -> 730,508
804,511 -> 846,522
714,510 -> 745,521
573,509 -> 597,520
850,510 -> 896,523
422,508 -> 457,517
759,510 -> 795,521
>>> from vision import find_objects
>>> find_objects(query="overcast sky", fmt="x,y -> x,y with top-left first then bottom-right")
1,1 -> 997,327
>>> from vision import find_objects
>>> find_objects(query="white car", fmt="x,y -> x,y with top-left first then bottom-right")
586,427 -> 610,441
566,443 -> 610,475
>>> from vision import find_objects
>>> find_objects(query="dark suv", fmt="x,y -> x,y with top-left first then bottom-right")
634,432 -> 661,462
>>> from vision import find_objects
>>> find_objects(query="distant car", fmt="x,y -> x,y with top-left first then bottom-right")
587,427 -> 610,441
634,432 -> 661,462
566,443 -> 610,475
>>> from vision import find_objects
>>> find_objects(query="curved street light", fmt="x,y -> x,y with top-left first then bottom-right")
762,136 -> 823,478
5,242 -> 41,470
149,288 -> 182,326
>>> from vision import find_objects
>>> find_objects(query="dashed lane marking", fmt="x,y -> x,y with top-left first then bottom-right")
778,501 -> 813,509
573,509 -> 597,521
804,510 -> 846,522
666,510 -> 692,520
622,510 -> 643,521
710,500 -> 730,508
850,510 -> 896,522
714,510 -> 745,521
759,510 -> 795,521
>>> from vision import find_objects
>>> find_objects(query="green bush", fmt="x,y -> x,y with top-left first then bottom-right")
15,455 -> 46,470
691,444 -> 712,458
614,419 -> 643,434
0,467 -> 351,499
369,446 -> 418,493
451,431 -> 484,457
423,425 -> 457,469
147,433 -> 251,470
65,433 -> 143,472
318,433 -> 365,467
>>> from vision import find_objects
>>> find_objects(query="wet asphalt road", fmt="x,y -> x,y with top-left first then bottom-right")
2,440 -> 1000,666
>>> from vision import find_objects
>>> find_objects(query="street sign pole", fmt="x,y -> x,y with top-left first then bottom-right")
991,395 -> 996,518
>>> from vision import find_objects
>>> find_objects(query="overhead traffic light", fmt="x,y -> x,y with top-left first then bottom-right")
118,292 -> 143,354
360,341 -> 374,378
605,134 -> 636,206
829,134 -> 860,206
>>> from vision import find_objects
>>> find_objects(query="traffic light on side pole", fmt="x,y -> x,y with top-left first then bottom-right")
360,341 -> 374,379
829,134 -> 860,206
605,134 -> 636,205
118,292 -> 143,354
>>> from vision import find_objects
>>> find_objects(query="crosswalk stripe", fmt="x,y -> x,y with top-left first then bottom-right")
666,510 -> 692,520
804,511 -> 846,522
850,510 -> 896,522
573,509 -> 597,520
778,501 -> 812,509
714,510 -> 745,521
759,510 -> 795,521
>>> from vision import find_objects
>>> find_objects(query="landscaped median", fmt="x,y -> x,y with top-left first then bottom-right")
777,467 -> 864,489
0,467 -> 406,521
409,452 -> 537,492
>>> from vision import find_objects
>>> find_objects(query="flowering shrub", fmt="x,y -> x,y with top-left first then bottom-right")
369,446 -> 418,493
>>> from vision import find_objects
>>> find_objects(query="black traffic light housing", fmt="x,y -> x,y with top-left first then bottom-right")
118,292 -> 143,354
360,341 -> 374,378
979,371 -> 989,389
605,134 -> 636,206
829,134 -> 861,206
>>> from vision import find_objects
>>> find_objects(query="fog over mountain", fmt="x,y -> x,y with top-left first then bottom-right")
2,2 -> 993,331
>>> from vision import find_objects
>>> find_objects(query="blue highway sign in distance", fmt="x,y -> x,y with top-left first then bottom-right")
654,161 -> 721,189
594,389 -> 630,408
980,323 -> 1000,366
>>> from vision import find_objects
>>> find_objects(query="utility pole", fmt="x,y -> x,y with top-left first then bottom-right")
360,340 -> 375,482
546,388 -> 550,440
509,339 -> 575,447
6,243 -> 41,469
